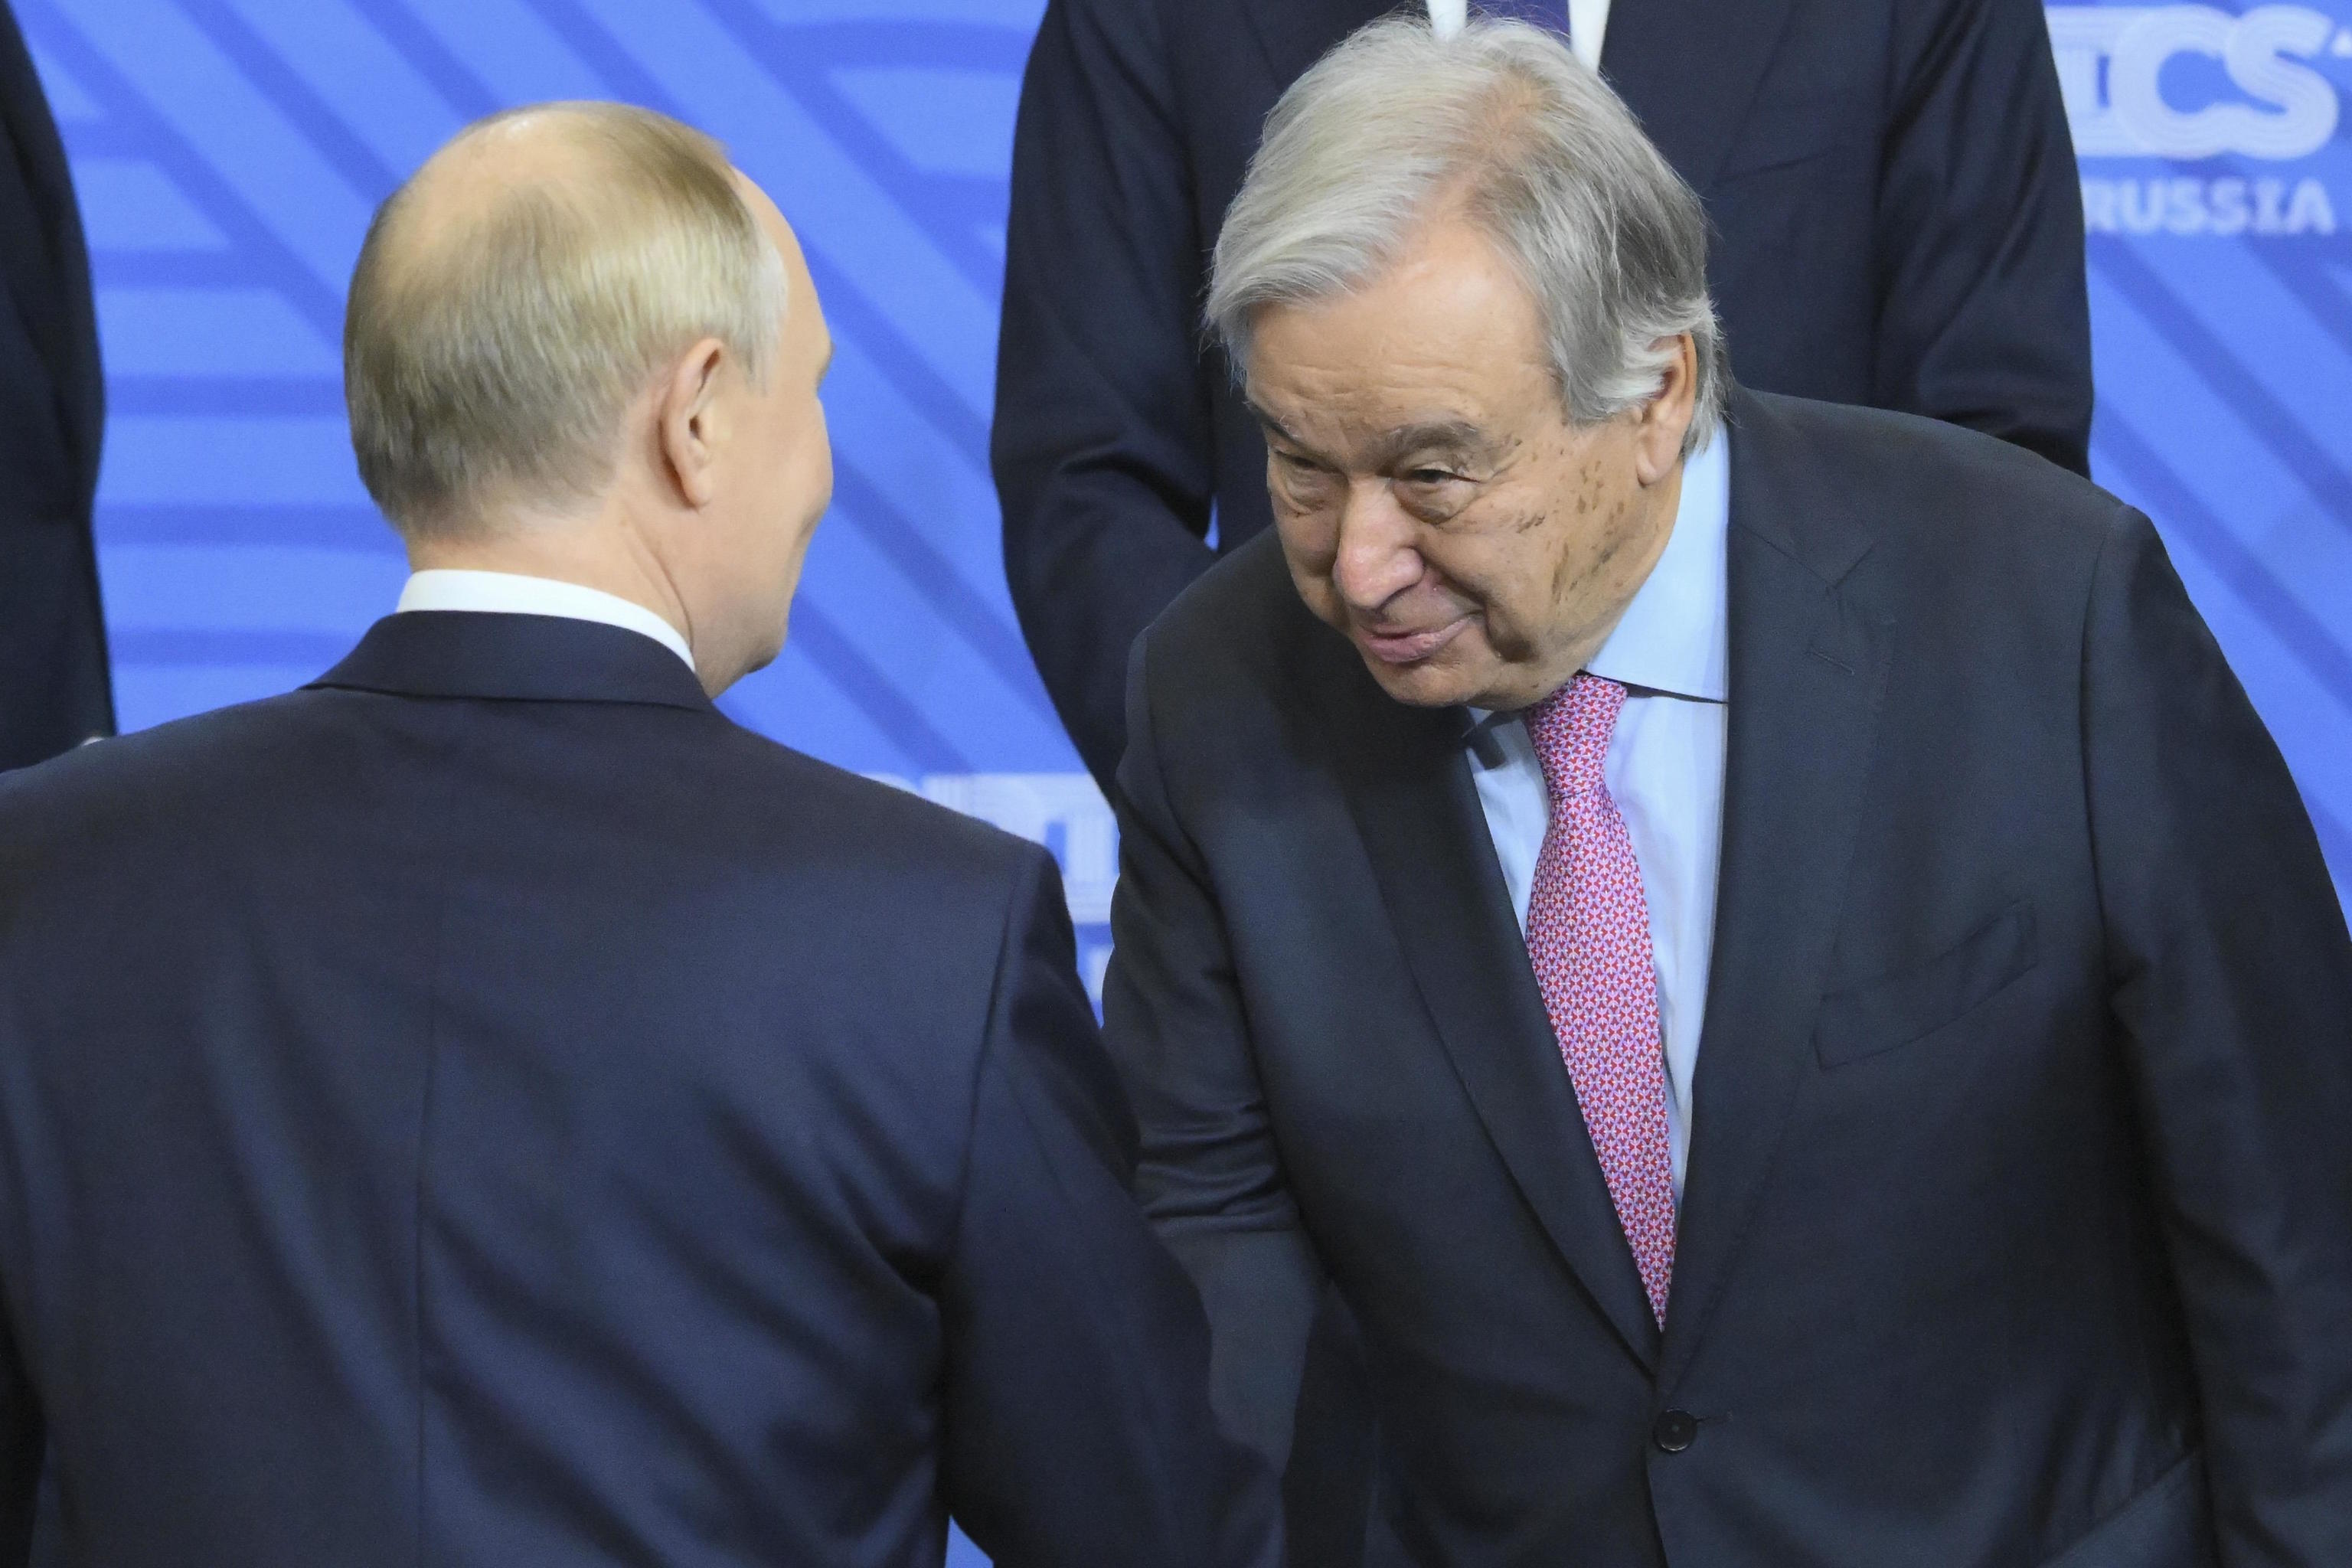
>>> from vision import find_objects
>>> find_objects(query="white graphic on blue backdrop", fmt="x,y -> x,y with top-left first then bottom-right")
2054,5 -> 2345,233
2043,1 -> 2349,912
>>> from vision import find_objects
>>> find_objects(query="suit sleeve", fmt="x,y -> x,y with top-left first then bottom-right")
939,846 -> 1279,1568
2083,508 -> 2352,1563
1873,0 -> 2092,475
1100,631 -> 1328,1476
992,0 -> 1220,792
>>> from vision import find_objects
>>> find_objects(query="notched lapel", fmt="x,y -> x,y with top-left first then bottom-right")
1660,400 -> 1893,1392
1325,657 -> 1664,1371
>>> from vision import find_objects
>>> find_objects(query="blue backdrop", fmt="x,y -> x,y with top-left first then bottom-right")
15,1 -> 2352,1552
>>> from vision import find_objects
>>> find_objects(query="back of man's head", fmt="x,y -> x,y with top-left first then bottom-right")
344,102 -> 786,539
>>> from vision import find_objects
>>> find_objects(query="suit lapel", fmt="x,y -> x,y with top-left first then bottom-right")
1327,655 -> 1663,1370
1658,391 -> 1891,1391
1600,0 -> 1798,191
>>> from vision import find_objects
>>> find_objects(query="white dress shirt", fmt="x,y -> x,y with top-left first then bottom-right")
1426,0 -> 1609,71
395,570 -> 697,673
1467,435 -> 1730,1198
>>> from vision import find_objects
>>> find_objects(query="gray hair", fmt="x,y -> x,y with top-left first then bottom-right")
345,102 -> 789,537
1207,16 -> 1726,454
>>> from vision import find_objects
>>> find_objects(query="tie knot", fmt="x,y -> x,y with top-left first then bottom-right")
1528,673 -> 1625,799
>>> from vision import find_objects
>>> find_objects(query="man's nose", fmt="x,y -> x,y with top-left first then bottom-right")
1330,483 -> 1423,612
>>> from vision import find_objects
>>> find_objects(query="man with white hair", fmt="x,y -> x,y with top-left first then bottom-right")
1103,19 -> 2352,1566
996,0 -> 2090,799
0,103 -> 1276,1568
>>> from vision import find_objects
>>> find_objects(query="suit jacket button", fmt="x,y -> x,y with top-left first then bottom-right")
1652,1410 -> 1697,1453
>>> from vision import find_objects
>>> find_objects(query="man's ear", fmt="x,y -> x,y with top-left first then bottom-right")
657,338 -> 730,508
1633,333 -> 1698,486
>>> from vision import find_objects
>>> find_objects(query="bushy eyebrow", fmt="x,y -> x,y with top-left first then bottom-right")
1246,399 -> 1303,449
1247,401 -> 1498,471
1370,420 -> 1494,468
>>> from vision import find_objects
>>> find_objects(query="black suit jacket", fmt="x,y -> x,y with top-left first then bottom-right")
1104,388 -> 2352,1566
0,2 -> 109,771
0,612 -> 1277,1568
995,0 -> 2092,791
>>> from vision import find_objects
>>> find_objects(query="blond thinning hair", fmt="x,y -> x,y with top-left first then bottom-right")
345,102 -> 787,537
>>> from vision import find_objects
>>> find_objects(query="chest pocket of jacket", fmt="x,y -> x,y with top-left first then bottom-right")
1815,901 -> 2039,1068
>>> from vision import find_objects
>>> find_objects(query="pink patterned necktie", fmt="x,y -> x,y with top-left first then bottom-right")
1524,674 -> 1677,1324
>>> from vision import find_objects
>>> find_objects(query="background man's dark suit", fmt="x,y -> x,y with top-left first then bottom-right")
0,2 -> 110,771
0,612 -> 1274,1568
995,0 -> 2092,792
1106,387 -> 2352,1565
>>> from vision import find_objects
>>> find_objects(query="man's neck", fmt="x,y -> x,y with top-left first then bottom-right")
406,522 -> 697,668
1498,456 -> 1688,710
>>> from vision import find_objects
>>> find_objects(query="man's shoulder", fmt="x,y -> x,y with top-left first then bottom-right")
0,689 -> 313,835
0,686 -> 1048,914
1733,390 -> 2125,585
704,722 -> 1050,897
1140,530 -> 1346,707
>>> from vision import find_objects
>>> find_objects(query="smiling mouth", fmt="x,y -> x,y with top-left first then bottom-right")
1355,616 -> 1471,666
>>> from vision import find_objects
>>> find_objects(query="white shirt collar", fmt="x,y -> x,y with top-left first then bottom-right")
395,570 -> 697,672
1426,0 -> 1609,70
1583,433 -> 1730,703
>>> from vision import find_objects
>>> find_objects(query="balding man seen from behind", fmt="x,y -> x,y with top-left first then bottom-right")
0,104 -> 1276,1568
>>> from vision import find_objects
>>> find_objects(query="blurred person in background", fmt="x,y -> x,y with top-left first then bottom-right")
0,1 -> 110,772
996,0 -> 2092,798
0,103 -> 1275,1568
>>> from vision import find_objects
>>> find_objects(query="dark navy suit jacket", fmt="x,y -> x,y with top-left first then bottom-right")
995,0 -> 2092,791
0,612 -> 1277,1568
1106,388 -> 2352,1566
0,2 -> 110,770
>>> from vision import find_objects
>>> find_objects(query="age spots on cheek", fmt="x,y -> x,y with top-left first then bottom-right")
1568,457 -> 1606,518
1547,530 -> 1587,603
1545,492 -> 1630,604
1590,496 -> 1633,570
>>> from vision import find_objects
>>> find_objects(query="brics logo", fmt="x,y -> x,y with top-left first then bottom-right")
2047,5 -> 2346,235
2050,5 -> 2340,158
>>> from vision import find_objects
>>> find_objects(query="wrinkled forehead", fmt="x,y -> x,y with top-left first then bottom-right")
1243,277 -> 1557,460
